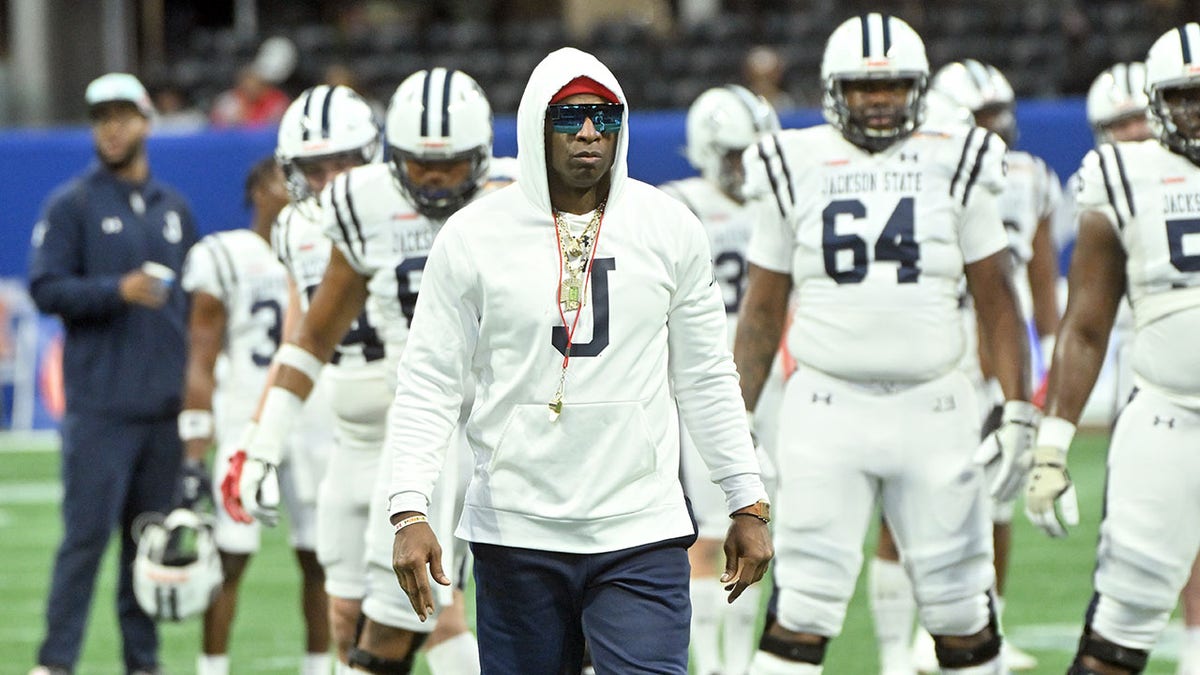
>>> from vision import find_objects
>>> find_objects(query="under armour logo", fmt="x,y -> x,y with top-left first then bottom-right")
933,395 -> 956,412
811,393 -> 832,405
101,217 -> 123,234
163,211 -> 182,243
1154,416 -> 1176,429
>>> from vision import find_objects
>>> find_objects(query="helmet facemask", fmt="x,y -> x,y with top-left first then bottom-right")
390,146 -> 489,222
827,74 -> 927,153
1151,82 -> 1200,164
279,145 -> 377,219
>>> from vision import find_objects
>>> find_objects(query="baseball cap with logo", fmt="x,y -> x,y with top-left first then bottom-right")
85,73 -> 156,119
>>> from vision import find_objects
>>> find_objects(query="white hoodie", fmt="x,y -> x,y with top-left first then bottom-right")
386,47 -> 766,553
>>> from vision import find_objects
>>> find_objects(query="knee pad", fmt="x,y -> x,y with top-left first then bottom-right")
758,632 -> 828,665
932,599 -> 1000,669
1092,591 -> 1173,651
346,614 -> 429,675
346,647 -> 417,675
1074,629 -> 1149,674
921,591 -> 992,637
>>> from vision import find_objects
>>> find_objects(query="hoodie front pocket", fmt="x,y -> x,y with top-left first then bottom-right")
486,401 -> 660,520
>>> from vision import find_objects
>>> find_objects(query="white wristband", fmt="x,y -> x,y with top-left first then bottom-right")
393,514 -> 428,534
274,343 -> 325,385
178,409 -> 214,441
1036,416 -> 1076,453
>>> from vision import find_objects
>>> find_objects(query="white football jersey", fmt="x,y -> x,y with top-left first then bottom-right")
1076,139 -> 1200,404
182,229 -> 289,424
272,201 -> 387,365
321,159 -> 520,351
745,124 -> 1009,382
659,177 -> 755,344
1001,150 -> 1061,319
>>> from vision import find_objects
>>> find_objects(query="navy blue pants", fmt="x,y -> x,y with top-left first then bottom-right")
37,412 -> 181,673
471,535 -> 694,675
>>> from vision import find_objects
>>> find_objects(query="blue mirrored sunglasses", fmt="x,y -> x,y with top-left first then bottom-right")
547,103 -> 625,134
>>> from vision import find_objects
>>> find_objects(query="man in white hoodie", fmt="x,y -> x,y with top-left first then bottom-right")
386,47 -> 774,674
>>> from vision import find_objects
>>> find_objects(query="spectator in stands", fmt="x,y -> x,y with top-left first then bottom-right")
150,82 -> 207,132
209,65 -> 289,128
742,46 -> 799,111
26,72 -> 198,675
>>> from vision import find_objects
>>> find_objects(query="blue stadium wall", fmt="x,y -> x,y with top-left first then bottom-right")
0,99 -> 1090,280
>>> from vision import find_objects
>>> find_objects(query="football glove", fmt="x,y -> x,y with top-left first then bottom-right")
220,450 -> 280,527
177,458 -> 212,511
1024,417 -> 1080,538
972,400 -> 1039,502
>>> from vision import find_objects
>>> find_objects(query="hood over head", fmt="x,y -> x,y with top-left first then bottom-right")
516,47 -> 629,214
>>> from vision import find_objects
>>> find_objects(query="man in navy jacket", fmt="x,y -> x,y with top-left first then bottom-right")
27,72 -> 198,675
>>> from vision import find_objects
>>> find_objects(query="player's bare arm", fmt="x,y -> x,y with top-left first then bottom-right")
1042,210 -> 1126,423
732,263 -> 792,411
965,249 -> 1030,402
1029,215 -> 1062,342
273,246 -> 369,398
181,292 -> 225,460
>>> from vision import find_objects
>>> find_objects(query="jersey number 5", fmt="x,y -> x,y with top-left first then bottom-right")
822,197 -> 920,284
1167,218 -> 1200,272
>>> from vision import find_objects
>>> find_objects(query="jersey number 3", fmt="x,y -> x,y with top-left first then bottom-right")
822,197 -> 920,284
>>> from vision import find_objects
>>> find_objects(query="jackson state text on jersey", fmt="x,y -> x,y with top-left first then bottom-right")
1076,139 -> 1200,402
744,124 -> 1009,381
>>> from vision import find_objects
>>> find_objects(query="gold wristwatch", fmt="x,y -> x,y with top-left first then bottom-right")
731,500 -> 771,524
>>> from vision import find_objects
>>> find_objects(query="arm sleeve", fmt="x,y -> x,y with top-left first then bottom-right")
27,193 -> 125,321
387,224 -> 479,515
180,239 -> 228,304
743,139 -> 796,274
667,210 -> 768,511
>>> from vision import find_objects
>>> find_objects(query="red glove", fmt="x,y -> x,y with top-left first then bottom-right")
221,450 -> 253,524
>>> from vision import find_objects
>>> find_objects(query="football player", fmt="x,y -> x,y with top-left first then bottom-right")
180,157 -> 335,675
660,84 -> 781,675
1027,27 -> 1200,674
224,68 -> 512,674
735,14 -> 1034,674
871,59 -> 1062,674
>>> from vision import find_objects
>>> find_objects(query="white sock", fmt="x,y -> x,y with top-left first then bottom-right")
1180,627 -> 1200,673
425,632 -> 481,675
302,652 -> 331,675
690,578 -> 724,675
870,557 -> 916,669
196,654 -> 229,675
723,582 -> 763,674
334,661 -> 356,675
993,595 -> 1006,632
748,650 -> 823,674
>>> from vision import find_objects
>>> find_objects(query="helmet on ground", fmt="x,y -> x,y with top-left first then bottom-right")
132,508 -> 223,622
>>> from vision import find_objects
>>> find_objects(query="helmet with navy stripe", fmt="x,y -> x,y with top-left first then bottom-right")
276,85 -> 380,207
1146,24 -> 1200,162
686,84 -> 780,201
1086,62 -> 1151,144
931,60 -> 1017,145
385,68 -> 493,220
132,508 -> 223,622
821,13 -> 928,152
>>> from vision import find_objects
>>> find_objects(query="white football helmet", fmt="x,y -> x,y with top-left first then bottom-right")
686,85 -> 780,201
1145,24 -> 1200,162
931,60 -> 1017,144
821,13 -> 928,152
386,68 -> 493,220
1087,62 -> 1151,144
276,84 -> 380,207
132,508 -> 223,622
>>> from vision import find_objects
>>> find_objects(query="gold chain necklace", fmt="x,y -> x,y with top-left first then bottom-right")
554,202 -> 605,312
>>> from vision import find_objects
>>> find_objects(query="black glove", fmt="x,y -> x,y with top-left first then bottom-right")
177,458 -> 213,511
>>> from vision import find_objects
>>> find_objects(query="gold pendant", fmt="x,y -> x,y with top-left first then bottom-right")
548,395 -> 562,422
